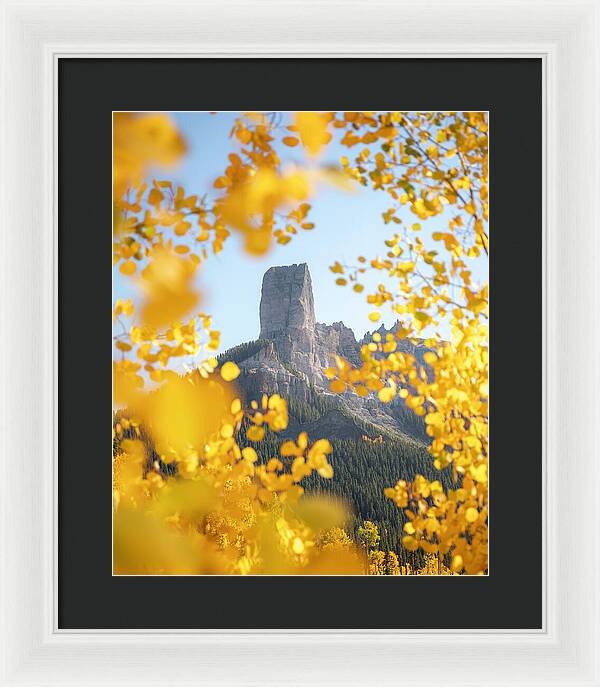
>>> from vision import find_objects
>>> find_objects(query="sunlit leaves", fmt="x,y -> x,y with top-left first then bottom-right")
119,260 -> 137,275
246,425 -> 265,442
139,248 -> 199,330
220,361 -> 241,382
322,111 -> 489,572
113,508 -> 219,575
113,298 -> 134,319
113,111 -> 489,575
217,167 -> 311,255
377,386 -> 395,403
293,112 -> 332,156
142,375 -> 233,462
329,379 -> 346,393
113,113 -> 186,200
113,360 -> 144,407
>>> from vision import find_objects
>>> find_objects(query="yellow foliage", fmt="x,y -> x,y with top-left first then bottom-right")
113,111 -> 489,575
217,167 -> 311,255
113,112 -> 186,200
293,112 -> 332,156
220,361 -> 241,382
139,248 -> 200,330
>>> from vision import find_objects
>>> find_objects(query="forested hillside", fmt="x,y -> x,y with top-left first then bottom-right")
238,428 -> 454,568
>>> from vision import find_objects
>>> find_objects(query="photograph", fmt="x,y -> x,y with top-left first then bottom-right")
112,111 -> 489,576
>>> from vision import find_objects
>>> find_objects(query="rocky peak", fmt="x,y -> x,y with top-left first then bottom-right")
259,263 -> 316,339
221,264 -> 430,442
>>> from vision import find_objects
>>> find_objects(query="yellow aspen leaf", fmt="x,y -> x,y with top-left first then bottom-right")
378,387 -> 395,403
368,311 -> 381,322
318,463 -> 334,479
139,249 -> 199,330
379,126 -> 396,139
329,380 -> 346,394
218,168 -> 310,255
294,111 -> 331,156
140,375 -> 232,461
113,113 -> 186,199
466,507 -> 479,523
243,227 -> 272,255
402,535 -> 419,552
174,221 -> 192,236
241,447 -> 258,462
213,176 -> 230,189
451,555 -> 464,573
280,440 -> 302,457
425,518 -> 439,534
148,187 -> 164,208
220,423 -> 234,439
425,412 -> 444,426
247,425 -> 265,442
282,136 -> 299,147
220,361 -> 241,382
471,463 -> 488,483
235,127 -> 252,144
119,260 -> 136,276
114,298 -> 134,318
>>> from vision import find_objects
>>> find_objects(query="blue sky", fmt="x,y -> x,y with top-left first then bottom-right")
114,112 -> 488,357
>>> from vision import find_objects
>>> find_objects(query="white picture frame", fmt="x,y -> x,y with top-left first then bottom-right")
1,0 -> 598,684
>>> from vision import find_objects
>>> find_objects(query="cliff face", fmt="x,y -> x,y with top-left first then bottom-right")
224,263 -> 429,442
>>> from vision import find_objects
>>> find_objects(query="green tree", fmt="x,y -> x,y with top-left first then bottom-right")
357,520 -> 380,573
315,527 -> 353,552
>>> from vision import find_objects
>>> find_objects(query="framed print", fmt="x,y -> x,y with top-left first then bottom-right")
60,59 -> 540,630
1,1 -> 599,686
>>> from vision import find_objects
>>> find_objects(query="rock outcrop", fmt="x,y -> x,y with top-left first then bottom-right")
220,263 -> 429,442
256,263 -> 362,389
259,263 -> 316,337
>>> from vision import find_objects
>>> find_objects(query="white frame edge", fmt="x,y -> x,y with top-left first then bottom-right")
1,0 -> 598,685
